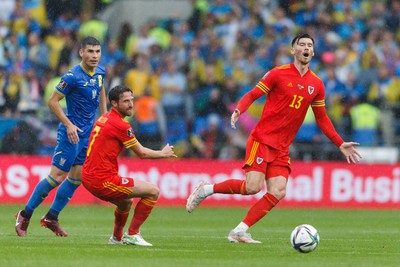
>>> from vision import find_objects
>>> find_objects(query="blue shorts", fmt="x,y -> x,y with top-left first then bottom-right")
51,128 -> 89,172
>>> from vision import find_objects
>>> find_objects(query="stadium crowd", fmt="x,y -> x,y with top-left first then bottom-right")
0,0 -> 399,160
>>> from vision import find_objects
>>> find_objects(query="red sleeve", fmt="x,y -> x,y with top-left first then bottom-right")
236,87 -> 265,114
313,106 -> 344,147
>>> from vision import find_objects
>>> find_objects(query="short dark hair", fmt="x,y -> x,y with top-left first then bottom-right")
80,36 -> 101,49
108,85 -> 132,103
291,33 -> 314,47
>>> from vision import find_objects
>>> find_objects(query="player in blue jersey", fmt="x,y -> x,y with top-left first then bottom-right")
15,36 -> 107,237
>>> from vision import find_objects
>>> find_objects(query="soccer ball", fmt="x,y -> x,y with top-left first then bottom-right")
290,224 -> 320,253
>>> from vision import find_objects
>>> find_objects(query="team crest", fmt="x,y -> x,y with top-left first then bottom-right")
256,157 -> 264,164
308,86 -> 314,95
92,89 -> 97,99
127,128 -> 134,137
59,157 -> 66,166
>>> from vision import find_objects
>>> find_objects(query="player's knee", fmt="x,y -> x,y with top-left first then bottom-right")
245,183 -> 263,195
270,188 -> 286,200
149,185 -> 160,200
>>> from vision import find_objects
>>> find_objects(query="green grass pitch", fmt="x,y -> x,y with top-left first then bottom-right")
1,205 -> 399,267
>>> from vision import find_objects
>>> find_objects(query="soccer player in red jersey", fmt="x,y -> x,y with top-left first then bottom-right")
82,85 -> 176,246
186,33 -> 362,243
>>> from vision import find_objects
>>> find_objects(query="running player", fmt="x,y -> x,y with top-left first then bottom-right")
82,85 -> 176,246
15,36 -> 107,237
186,33 -> 362,243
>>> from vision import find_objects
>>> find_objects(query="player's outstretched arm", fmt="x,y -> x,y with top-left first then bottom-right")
131,142 -> 177,159
231,87 -> 265,129
339,142 -> 362,164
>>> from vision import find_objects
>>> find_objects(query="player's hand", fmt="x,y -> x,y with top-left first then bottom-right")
230,109 -> 240,129
162,143 -> 177,158
339,142 -> 362,164
66,124 -> 83,144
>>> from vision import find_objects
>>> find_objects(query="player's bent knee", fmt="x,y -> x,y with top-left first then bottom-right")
245,184 -> 263,195
149,185 -> 160,200
270,189 -> 286,200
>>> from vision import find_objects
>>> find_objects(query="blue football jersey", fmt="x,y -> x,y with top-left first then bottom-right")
55,64 -> 106,137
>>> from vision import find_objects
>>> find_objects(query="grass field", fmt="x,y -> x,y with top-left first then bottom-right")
1,204 -> 399,267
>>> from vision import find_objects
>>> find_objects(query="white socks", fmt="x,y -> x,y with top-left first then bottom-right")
233,222 -> 249,233
203,184 -> 214,196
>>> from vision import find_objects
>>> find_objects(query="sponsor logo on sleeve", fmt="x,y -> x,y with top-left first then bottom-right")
56,80 -> 67,91
127,128 -> 134,137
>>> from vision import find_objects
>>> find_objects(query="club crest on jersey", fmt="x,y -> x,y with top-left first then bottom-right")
127,128 -> 134,137
92,89 -> 97,99
59,157 -> 66,166
56,80 -> 67,91
308,86 -> 314,95
256,157 -> 264,165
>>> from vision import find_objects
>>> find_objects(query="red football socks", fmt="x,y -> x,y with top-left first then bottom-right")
213,180 -> 247,195
113,208 -> 129,240
243,193 -> 279,227
128,198 -> 157,235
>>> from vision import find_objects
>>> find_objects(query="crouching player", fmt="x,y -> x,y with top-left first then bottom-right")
82,85 -> 177,246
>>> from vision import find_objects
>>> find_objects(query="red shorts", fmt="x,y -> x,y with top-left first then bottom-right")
242,136 -> 291,179
82,174 -> 135,202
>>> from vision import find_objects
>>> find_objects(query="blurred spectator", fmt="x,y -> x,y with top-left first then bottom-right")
18,66 -> 40,114
79,13 -> 109,42
158,57 -> 187,144
124,52 -> 159,99
367,65 -> 400,145
133,88 -> 166,150
26,31 -> 49,80
2,71 -> 22,117
54,9 -> 80,35
46,0 -> 81,26
56,32 -> 78,72
208,0 -> 233,24
191,114 -> 228,159
0,0 -> 15,21
100,38 -> 125,67
350,96 -> 381,146
116,22 -> 137,57
322,65 -> 346,125
105,59 -> 125,93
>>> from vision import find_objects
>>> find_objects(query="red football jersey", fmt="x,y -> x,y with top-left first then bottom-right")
251,63 -> 325,150
82,109 -> 138,181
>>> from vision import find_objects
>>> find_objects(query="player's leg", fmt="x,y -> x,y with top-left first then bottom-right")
39,165 -> 71,236
186,137 -> 265,213
108,199 -> 133,244
228,144 -> 288,243
15,165 -> 64,237
123,180 -> 159,246
42,139 -> 88,236
45,165 -> 82,220
229,166 -> 288,243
